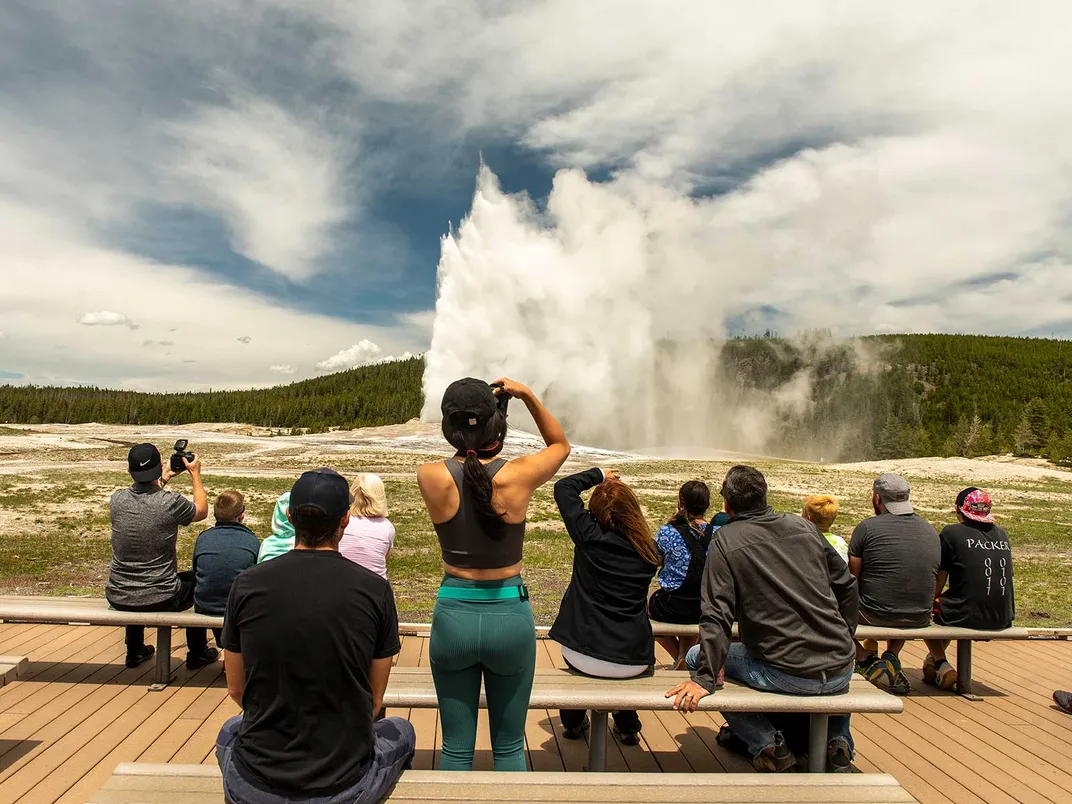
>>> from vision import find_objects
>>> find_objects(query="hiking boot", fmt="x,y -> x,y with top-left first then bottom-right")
827,738 -> 852,773
186,647 -> 220,670
1053,691 -> 1072,714
126,645 -> 155,669
561,714 -> 590,740
751,737 -> 796,773
882,651 -> 912,696
612,725 -> 641,747
856,655 -> 889,686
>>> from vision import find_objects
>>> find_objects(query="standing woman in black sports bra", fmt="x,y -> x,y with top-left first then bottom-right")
417,378 -> 570,771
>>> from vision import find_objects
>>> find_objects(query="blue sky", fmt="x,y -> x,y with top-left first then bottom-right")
1,1 -> 1070,391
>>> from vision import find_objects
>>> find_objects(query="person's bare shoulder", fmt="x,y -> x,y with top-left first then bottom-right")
417,460 -> 452,492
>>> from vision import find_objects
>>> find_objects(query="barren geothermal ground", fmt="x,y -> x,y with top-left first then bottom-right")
1,422 -> 1070,625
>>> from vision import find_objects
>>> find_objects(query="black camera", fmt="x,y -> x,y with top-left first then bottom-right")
169,439 -> 195,473
491,382 -> 511,415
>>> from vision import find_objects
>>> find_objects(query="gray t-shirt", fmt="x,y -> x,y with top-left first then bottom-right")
106,484 -> 196,607
849,513 -> 941,622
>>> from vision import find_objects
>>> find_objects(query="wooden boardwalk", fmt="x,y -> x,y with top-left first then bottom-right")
0,624 -> 1069,804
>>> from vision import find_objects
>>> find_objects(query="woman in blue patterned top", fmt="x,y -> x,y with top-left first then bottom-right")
648,480 -> 718,668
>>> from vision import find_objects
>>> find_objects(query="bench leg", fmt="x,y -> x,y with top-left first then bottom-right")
956,639 -> 980,700
150,627 -> 173,692
587,711 -> 608,772
808,713 -> 829,773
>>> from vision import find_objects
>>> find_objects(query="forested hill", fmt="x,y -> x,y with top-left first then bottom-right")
722,333 -> 1072,462
2,335 -> 1071,461
0,357 -> 424,434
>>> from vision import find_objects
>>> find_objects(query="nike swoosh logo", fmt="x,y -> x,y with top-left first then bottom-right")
139,459 -> 152,467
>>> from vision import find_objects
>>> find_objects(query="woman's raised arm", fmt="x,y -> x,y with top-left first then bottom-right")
494,378 -> 570,490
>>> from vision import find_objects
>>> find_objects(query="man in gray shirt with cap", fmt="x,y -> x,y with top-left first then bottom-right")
106,443 -> 216,670
848,473 -> 940,695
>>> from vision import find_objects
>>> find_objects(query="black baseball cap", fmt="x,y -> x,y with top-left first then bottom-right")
441,378 -> 498,426
128,443 -> 162,483
289,468 -> 351,524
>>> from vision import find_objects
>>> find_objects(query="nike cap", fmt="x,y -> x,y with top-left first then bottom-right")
289,468 -> 351,525
128,443 -> 162,483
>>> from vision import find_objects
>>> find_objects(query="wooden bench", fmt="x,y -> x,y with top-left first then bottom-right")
388,666 -> 901,773
0,597 -> 899,772
0,655 -> 28,687
646,621 -> 1072,697
87,763 -> 918,803
6,593 -> 1057,697
0,596 -> 221,690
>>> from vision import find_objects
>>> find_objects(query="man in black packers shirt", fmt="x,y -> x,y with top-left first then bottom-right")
922,487 -> 1015,691
216,468 -> 414,804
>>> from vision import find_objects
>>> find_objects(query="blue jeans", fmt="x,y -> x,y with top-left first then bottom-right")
216,715 -> 415,804
686,643 -> 854,758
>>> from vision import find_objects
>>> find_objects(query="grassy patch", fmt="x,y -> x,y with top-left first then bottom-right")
2,451 -> 1071,625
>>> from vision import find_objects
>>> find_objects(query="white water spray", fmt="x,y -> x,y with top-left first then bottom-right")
421,165 -> 855,455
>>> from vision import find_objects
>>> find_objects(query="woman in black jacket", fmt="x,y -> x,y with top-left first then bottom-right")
548,467 -> 661,746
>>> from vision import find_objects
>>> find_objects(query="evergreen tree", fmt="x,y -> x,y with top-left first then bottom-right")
1015,398 -> 1050,456
945,412 -> 993,458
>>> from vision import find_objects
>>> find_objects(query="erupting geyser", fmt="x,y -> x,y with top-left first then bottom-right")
421,166 -> 851,456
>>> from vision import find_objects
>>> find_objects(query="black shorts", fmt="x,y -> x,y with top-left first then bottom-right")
648,588 -> 701,625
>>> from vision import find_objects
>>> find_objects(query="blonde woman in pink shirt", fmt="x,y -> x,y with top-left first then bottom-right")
339,473 -> 395,579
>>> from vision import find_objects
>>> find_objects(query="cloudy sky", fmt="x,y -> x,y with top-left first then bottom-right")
1,1 -> 1070,391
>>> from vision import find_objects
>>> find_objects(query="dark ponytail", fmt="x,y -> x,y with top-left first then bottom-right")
667,480 -> 710,528
443,410 -> 509,537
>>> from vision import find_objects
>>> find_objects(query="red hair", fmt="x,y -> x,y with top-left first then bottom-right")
589,479 -> 661,566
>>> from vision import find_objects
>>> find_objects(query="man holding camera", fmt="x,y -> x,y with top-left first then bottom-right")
105,442 -> 218,670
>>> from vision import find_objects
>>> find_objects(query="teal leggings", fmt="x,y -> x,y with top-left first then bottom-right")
429,576 -> 536,771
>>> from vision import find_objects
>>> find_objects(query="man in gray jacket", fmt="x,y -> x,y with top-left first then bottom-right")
666,465 -> 859,773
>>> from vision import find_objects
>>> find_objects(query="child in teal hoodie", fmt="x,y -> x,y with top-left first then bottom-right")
257,491 -> 295,563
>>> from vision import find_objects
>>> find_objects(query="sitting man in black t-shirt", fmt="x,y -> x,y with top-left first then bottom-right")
923,487 -> 1014,691
215,468 -> 414,804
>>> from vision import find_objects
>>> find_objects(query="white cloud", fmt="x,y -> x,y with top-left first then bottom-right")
0,201 -> 423,391
270,364 -> 296,375
314,341 -> 419,373
315,339 -> 383,372
164,93 -> 349,279
78,311 -> 137,329
307,0 -> 1072,336
399,310 -> 435,336
3,0 -> 1072,396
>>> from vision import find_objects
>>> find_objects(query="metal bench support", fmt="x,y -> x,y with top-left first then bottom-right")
808,713 -> 829,773
587,711 -> 608,772
956,639 -> 980,700
150,626 -> 172,692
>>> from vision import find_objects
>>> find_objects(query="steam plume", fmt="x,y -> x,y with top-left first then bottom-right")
422,166 -> 851,456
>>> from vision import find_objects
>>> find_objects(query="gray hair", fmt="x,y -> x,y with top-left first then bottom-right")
720,465 -> 768,513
